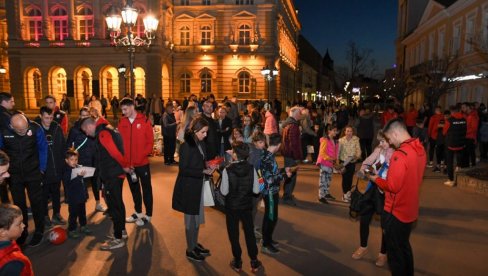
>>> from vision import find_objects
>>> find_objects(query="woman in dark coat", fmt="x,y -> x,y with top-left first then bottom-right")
172,115 -> 214,262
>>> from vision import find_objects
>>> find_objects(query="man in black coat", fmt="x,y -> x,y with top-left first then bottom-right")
161,103 -> 178,165
35,106 -> 66,227
201,101 -> 219,160
0,92 -> 15,203
0,113 -> 48,247
216,106 -> 233,158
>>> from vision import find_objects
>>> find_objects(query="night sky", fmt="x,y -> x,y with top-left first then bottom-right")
294,0 -> 398,77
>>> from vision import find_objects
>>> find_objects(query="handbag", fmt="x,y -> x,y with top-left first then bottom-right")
349,177 -> 373,219
203,179 -> 215,207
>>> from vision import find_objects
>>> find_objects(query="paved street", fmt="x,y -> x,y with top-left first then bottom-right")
24,156 -> 488,276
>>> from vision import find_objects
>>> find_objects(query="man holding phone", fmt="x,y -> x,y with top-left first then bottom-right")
367,118 -> 426,276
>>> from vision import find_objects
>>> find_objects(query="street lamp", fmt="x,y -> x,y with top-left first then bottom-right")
260,66 -> 278,104
117,64 -> 128,96
105,0 -> 159,97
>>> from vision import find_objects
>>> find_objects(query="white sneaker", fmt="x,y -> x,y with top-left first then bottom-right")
95,203 -> 107,212
426,161 -> 433,168
126,213 -> 142,223
100,238 -> 125,250
342,194 -> 350,203
444,180 -> 455,187
122,230 -> 128,239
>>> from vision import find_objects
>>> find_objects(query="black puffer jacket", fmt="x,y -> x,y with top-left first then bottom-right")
225,161 -> 255,210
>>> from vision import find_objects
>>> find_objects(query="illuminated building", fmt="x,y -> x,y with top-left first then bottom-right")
3,0 -> 300,110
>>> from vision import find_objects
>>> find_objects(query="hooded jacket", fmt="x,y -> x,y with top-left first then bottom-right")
281,116 -> 303,160
264,110 -> 278,135
428,113 -> 443,140
94,118 -> 127,180
222,160 -> 257,210
375,138 -> 426,223
443,112 -> 467,150
466,110 -> 479,141
34,119 -> 66,183
118,112 -> 153,167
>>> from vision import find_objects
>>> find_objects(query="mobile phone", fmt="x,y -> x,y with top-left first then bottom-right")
364,167 -> 374,175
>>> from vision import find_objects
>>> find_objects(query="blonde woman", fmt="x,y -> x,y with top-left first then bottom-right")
338,125 -> 361,202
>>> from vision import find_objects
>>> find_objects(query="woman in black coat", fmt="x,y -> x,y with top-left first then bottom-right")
172,115 -> 215,262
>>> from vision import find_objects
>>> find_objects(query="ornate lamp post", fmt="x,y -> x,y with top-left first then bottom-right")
105,0 -> 158,97
260,66 -> 278,103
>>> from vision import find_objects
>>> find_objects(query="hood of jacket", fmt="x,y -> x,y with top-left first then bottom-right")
282,116 -> 298,129
229,160 -> 252,177
400,138 -> 426,158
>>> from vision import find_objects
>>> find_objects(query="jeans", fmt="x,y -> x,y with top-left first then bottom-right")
103,177 -> 125,239
360,208 -> 386,253
262,193 -> 279,246
68,202 -> 87,231
163,134 -> 177,163
283,157 -> 297,200
382,212 -> 414,276
126,164 -> 153,216
341,162 -> 356,194
446,149 -> 464,181
318,165 -> 332,198
42,181 -> 61,216
225,208 -> 258,260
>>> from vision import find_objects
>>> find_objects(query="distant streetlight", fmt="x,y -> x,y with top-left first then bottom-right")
260,66 -> 279,103
105,0 -> 158,97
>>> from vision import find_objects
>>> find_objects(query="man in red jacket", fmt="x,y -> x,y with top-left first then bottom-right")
45,95 -> 68,136
405,103 -> 418,135
427,106 -> 444,169
281,106 -> 303,206
381,106 -> 398,127
464,103 -> 479,167
118,98 -> 154,226
368,118 -> 426,276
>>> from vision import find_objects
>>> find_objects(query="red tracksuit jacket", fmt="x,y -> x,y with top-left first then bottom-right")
118,113 -> 154,167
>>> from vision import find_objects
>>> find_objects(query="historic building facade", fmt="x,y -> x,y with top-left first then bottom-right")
3,0 -> 300,110
396,0 -> 488,108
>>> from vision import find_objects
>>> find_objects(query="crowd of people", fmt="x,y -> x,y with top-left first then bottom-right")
0,89 -> 486,275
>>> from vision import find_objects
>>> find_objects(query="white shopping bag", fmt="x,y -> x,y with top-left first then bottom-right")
203,180 -> 215,207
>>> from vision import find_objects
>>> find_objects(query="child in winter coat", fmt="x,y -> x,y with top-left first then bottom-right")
316,124 -> 339,204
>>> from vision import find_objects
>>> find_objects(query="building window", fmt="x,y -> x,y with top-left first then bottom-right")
33,70 -> 42,99
106,72 -> 113,99
238,71 -> 250,93
201,26 -> 211,45
180,26 -> 190,45
57,72 -> 67,95
201,72 -> 212,93
181,0 -> 190,5
202,0 -> 211,5
452,23 -> 461,54
52,7 -> 69,40
26,8 -> 43,41
236,0 -> 254,4
78,6 -> 94,40
238,24 -> 251,45
465,15 -> 475,54
180,73 -> 191,93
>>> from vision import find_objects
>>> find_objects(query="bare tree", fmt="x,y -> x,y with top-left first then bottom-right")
345,41 -> 373,79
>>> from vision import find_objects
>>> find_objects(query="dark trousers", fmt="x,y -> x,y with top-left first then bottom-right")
359,138 -> 373,161
42,181 -> 61,216
0,183 -> 10,203
342,162 -> 356,194
466,138 -> 476,167
163,134 -> 176,163
446,149 -> 464,181
301,134 -> 313,160
9,179 -> 45,238
225,208 -> 258,260
436,144 -> 445,165
382,212 -> 414,276
262,193 -> 279,246
103,177 -> 125,239
481,141 -> 488,159
126,164 -> 153,216
68,202 -> 87,231
360,208 -> 386,253
283,157 -> 297,200
428,138 -> 436,163
88,177 -> 100,201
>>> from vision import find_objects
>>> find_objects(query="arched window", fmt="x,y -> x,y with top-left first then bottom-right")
201,26 -> 211,45
238,24 -> 251,45
180,73 -> 191,93
26,7 -> 43,41
33,70 -> 42,99
81,71 -> 90,95
52,7 -> 68,40
106,71 -> 113,99
200,72 -> 212,93
238,71 -> 250,93
180,26 -> 190,46
57,72 -> 67,95
77,6 -> 94,40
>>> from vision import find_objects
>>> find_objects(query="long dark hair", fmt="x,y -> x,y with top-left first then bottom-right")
188,115 -> 209,135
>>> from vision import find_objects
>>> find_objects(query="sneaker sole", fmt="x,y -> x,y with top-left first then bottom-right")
100,243 -> 125,250
186,256 -> 205,262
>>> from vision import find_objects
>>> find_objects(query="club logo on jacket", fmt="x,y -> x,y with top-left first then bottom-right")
27,129 -> 33,136
137,123 -> 141,129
